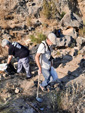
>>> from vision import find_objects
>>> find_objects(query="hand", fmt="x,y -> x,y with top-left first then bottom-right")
38,68 -> 42,75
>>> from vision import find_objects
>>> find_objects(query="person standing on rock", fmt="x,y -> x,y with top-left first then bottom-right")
35,33 -> 59,91
1,39 -> 31,79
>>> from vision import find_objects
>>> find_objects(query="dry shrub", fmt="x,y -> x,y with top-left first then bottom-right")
42,0 -> 59,19
30,32 -> 47,44
79,27 -> 85,37
0,8 -> 10,28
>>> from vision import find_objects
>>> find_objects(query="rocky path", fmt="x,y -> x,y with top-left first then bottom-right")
0,51 -> 85,113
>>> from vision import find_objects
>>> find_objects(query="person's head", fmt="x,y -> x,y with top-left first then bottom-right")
1,39 -> 11,48
46,33 -> 56,46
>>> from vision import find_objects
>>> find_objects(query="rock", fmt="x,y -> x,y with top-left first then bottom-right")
79,46 -> 85,55
79,59 -> 85,68
60,11 -> 83,29
62,54 -> 72,61
34,0 -> 43,5
68,71 -> 72,75
2,34 -> 12,40
34,20 -> 42,28
73,73 -> 79,77
56,35 -> 76,47
8,98 -> 35,113
15,87 -> 23,94
63,74 -> 85,112
73,49 -> 78,56
63,28 -> 78,39
15,87 -> 20,94
7,93 -> 11,98
28,26 -> 35,31
76,36 -> 85,49
3,73 -> 9,78
28,6 -> 42,18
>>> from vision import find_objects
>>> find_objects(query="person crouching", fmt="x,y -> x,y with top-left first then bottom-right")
1,39 -> 31,79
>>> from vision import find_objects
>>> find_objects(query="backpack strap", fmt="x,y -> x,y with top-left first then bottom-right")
45,41 -> 51,52
41,41 -> 51,53
41,42 -> 46,52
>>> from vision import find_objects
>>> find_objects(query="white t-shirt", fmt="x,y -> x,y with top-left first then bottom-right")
37,41 -> 51,70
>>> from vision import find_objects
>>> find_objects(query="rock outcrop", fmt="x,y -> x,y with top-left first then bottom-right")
60,11 -> 83,29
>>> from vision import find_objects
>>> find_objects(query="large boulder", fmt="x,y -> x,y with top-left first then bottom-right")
56,35 -> 76,47
63,28 -> 78,39
28,6 -> 42,18
55,0 -> 84,20
64,75 -> 85,113
60,11 -> 83,29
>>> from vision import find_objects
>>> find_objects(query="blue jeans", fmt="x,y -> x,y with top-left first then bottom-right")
17,56 -> 31,77
41,68 -> 54,87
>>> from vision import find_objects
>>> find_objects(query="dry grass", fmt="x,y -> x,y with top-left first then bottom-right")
0,8 -> 11,28
30,32 -> 46,44
45,80 -> 84,112
0,47 -> 8,56
26,17 -> 33,27
41,0 -> 58,19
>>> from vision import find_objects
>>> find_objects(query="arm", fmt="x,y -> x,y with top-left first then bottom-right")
35,53 -> 42,75
7,55 -> 13,64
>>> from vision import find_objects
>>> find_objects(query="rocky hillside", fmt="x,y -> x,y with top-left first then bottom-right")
0,0 -> 85,113
0,0 -> 84,44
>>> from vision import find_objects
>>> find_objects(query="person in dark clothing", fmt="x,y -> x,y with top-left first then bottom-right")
1,39 -> 31,79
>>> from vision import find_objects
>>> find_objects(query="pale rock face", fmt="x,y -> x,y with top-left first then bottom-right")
56,35 -> 75,47
60,11 -> 83,28
55,0 -> 85,21
63,28 -> 78,39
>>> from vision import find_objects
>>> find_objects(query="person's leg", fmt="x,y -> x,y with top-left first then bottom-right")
50,67 -> 61,83
17,59 -> 23,73
21,57 -> 31,78
41,68 -> 53,87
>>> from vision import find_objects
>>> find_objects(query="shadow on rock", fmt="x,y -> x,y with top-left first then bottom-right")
60,59 -> 85,85
53,54 -> 73,68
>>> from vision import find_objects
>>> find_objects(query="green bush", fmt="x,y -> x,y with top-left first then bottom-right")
30,33 -> 47,44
